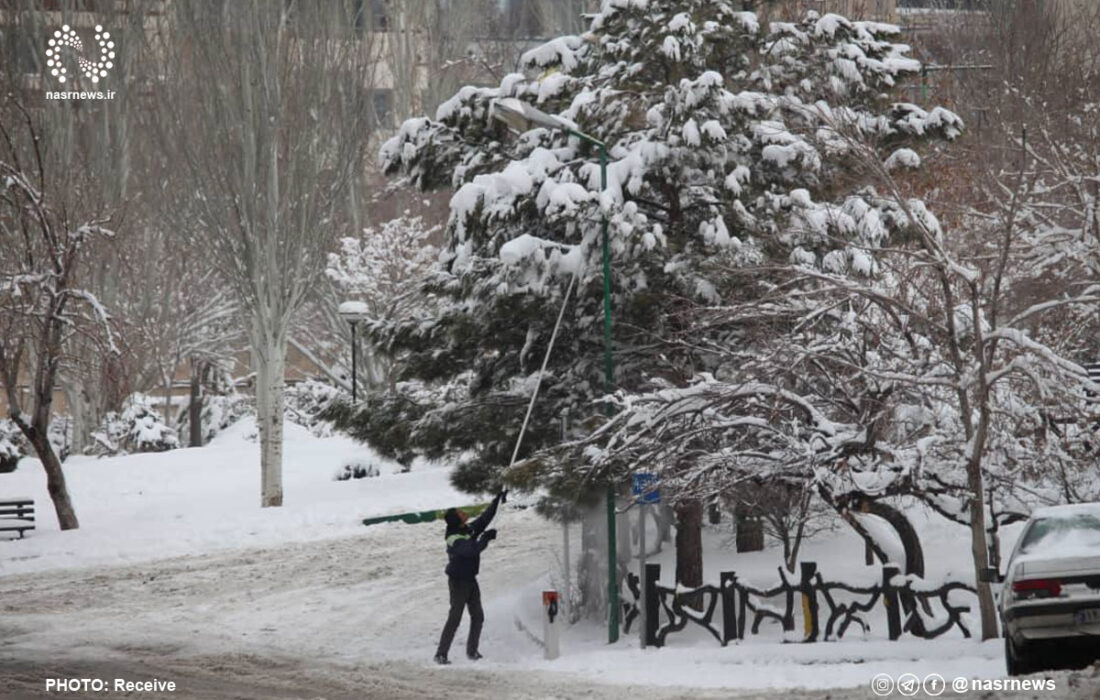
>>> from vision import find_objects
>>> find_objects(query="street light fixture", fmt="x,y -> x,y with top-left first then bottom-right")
491,97 -> 575,133
338,301 -> 370,403
491,98 -> 620,644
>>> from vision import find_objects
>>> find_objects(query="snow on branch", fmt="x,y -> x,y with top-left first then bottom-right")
65,288 -> 119,355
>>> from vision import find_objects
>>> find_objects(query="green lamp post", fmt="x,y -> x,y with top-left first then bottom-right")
491,97 -> 620,643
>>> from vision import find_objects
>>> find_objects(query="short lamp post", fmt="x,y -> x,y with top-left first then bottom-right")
338,301 -> 370,403
491,97 -> 620,644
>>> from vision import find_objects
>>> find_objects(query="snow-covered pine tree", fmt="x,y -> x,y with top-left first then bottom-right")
364,1 -> 961,608
373,0 -> 955,483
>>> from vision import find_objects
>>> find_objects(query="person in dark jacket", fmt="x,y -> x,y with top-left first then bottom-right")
434,490 -> 505,664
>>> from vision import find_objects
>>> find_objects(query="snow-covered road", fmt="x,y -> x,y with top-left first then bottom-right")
2,432 -> 1097,699
0,509 -> 823,699
3,506 -> 1099,699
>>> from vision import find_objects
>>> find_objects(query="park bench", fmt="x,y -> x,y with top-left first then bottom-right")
0,498 -> 35,538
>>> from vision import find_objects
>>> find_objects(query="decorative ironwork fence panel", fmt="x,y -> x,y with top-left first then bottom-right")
624,561 -> 976,647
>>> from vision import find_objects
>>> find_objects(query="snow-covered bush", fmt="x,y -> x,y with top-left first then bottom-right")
89,407 -> 128,455
123,395 -> 179,452
0,419 -> 25,472
334,458 -> 381,481
90,394 -> 179,456
48,416 -> 72,462
0,417 -> 73,467
177,392 -> 254,445
284,379 -> 343,437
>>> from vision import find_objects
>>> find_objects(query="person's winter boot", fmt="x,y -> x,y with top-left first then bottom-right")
467,651 -> 483,661
434,653 -> 450,665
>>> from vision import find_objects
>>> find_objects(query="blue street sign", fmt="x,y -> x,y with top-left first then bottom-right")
632,472 -> 659,504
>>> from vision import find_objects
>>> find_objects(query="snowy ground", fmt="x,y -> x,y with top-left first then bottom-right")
2,422 -> 1098,699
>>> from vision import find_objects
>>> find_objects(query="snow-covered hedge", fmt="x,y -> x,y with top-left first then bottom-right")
90,394 -> 180,456
0,417 -> 75,467
177,392 -> 254,445
0,419 -> 24,472
334,458 -> 381,481
284,379 -> 343,437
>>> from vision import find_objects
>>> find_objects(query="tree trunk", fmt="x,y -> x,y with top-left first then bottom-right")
189,360 -> 203,448
253,333 -> 287,508
7,380 -> 80,529
967,307 -> 1000,641
858,499 -> 926,577
28,295 -> 80,529
786,491 -> 810,573
675,499 -> 703,609
839,498 -> 930,632
63,382 -> 90,456
735,504 -> 764,552
26,428 -> 79,530
967,455 -> 999,640
163,374 -> 174,429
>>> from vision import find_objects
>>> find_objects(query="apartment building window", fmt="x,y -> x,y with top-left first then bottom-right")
353,0 -> 388,33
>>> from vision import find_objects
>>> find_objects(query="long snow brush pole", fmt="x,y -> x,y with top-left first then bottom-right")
503,267 -> 578,485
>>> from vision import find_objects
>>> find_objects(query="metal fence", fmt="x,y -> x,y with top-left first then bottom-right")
622,561 -> 976,647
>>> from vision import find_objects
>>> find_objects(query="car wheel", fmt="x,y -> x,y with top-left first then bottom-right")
1005,636 -> 1035,676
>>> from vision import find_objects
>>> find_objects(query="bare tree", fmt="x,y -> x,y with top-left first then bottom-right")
730,480 -> 834,573
1,0 -> 182,453
155,1 -> 372,506
0,106 -> 116,530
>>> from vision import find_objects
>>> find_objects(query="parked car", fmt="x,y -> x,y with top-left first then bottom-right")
985,503 -> 1100,675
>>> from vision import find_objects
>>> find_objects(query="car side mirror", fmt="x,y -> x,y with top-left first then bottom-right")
979,567 -> 1004,584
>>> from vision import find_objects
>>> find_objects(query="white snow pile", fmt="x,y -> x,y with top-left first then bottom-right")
884,147 -> 921,171
0,421 -> 461,575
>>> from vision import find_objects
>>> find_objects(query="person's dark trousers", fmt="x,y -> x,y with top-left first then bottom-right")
436,577 -> 484,658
